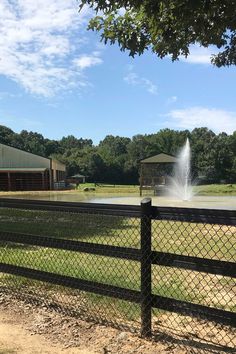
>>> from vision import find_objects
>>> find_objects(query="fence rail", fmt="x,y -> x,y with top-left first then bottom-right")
0,198 -> 141,217
152,251 -> 235,277
0,197 -> 235,347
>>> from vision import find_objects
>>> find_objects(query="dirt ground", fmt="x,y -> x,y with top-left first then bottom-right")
0,317 -> 92,354
0,291 -> 235,354
0,292 -> 180,354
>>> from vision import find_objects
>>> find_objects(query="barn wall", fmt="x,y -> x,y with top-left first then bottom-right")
51,159 -> 66,182
0,171 -> 50,191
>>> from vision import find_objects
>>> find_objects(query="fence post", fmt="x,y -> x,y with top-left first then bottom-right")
140,197 -> 152,337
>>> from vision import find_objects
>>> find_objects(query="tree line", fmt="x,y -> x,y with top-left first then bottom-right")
1,125 -> 236,184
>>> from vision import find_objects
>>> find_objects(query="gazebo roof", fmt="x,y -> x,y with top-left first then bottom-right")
71,173 -> 86,178
140,153 -> 177,164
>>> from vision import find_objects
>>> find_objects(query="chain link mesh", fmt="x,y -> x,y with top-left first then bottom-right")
0,207 -> 141,331
152,219 -> 236,351
0,205 -> 235,352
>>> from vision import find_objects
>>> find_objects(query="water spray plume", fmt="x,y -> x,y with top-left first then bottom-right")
168,138 -> 194,201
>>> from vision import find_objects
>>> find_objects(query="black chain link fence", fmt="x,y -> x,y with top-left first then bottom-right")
151,219 -> 236,351
0,205 -> 141,330
0,198 -> 235,353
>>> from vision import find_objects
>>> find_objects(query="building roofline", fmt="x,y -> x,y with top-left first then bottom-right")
138,152 -> 177,163
0,168 -> 48,172
0,142 -> 50,161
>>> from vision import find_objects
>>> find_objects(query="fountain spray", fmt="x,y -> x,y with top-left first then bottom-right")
168,138 -> 194,201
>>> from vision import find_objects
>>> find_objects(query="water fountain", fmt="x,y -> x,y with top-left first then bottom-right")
167,138 -> 194,201
16,137 -> 236,209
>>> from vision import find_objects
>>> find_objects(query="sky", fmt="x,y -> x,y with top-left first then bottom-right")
0,0 -> 236,145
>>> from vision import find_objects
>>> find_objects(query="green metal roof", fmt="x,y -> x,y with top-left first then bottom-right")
140,153 -> 177,164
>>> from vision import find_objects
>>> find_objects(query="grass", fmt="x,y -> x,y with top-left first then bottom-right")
0,207 -> 235,322
194,183 -> 236,195
77,182 -> 236,196
77,183 -> 139,194
67,182 -> 236,195
0,183 -> 140,197
86,182 -> 236,196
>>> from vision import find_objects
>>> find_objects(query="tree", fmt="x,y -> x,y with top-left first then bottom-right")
19,130 -> 46,156
190,127 -> 216,181
44,139 -> 60,157
210,133 -> 234,182
0,125 -> 15,145
147,129 -> 190,156
80,0 -> 236,67
59,135 -> 93,153
99,135 -> 130,159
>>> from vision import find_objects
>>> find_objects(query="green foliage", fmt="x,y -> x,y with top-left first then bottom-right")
0,125 -> 15,145
79,0 -> 236,67
0,125 -> 236,184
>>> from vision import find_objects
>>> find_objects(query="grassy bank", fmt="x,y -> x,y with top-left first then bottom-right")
194,183 -> 236,195
77,183 -> 139,194
0,183 -> 139,197
80,182 -> 236,195
79,182 -> 236,195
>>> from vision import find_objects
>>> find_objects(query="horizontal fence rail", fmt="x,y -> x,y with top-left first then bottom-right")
151,295 -> 236,327
151,205 -> 236,225
0,197 -> 235,343
152,251 -> 236,278
0,263 -> 141,303
0,198 -> 141,218
0,261 -> 235,329
1,229 -> 235,277
0,231 -> 141,261
1,197 -> 236,224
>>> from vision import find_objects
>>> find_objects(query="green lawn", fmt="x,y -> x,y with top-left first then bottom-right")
80,182 -> 236,195
76,183 -> 139,193
194,183 -> 236,195
0,207 -> 235,322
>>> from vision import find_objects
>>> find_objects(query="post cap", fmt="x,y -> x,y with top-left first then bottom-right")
141,198 -> 152,205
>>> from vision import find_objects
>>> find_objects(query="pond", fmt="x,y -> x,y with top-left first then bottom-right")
4,191 -> 236,210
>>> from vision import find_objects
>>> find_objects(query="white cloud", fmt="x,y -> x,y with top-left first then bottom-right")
164,107 -> 236,134
0,0 -> 103,97
180,45 -> 219,65
124,69 -> 158,95
166,96 -> 177,104
143,78 -> 158,95
73,53 -> 103,69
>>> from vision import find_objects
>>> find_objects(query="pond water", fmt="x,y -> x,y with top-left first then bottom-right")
6,192 -> 236,210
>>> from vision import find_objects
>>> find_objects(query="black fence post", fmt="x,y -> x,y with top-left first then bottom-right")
140,197 -> 152,337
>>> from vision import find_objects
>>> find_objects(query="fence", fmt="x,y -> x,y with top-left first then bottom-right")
0,197 -> 235,351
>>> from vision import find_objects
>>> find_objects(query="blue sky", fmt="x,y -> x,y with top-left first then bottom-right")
1,0 -> 236,144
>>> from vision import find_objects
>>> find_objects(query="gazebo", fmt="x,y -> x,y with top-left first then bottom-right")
139,153 -> 177,196
68,173 -> 86,184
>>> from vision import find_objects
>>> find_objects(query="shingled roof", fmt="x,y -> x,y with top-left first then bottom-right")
140,153 -> 177,164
